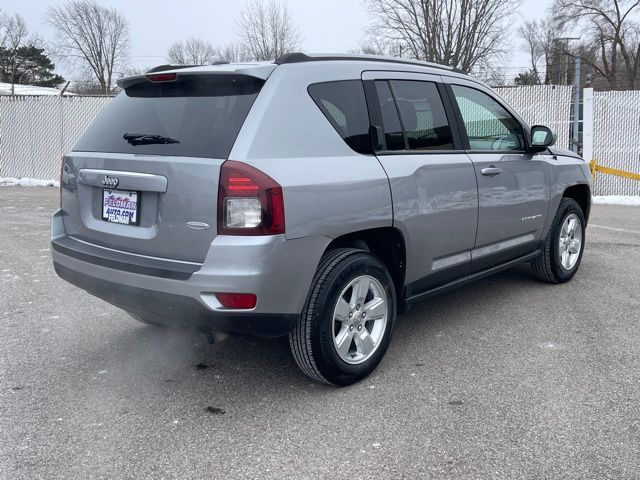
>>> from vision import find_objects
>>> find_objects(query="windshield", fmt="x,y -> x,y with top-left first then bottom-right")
74,74 -> 264,159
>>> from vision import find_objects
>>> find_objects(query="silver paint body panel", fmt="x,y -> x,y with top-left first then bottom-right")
52,58 -> 591,328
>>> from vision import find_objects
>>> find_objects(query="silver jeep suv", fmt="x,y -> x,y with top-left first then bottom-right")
52,53 -> 591,385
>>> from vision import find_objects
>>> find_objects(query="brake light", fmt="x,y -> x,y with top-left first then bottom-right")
215,293 -> 257,309
217,161 -> 285,235
145,72 -> 177,82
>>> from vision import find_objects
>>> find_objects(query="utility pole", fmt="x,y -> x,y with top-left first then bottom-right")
557,37 -> 581,152
572,55 -> 581,153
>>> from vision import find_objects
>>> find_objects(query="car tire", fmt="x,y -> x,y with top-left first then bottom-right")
289,248 -> 396,386
531,197 -> 586,284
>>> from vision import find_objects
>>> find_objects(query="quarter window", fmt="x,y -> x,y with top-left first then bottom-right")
308,80 -> 372,154
451,85 -> 525,151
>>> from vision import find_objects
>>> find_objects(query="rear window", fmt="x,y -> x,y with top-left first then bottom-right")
308,80 -> 372,154
74,74 -> 264,159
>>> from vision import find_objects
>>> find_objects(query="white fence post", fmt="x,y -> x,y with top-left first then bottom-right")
582,87 -> 594,162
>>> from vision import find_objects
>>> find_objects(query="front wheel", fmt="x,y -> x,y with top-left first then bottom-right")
531,197 -> 586,283
289,248 -> 396,386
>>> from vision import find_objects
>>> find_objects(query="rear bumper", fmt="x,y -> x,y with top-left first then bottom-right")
51,210 -> 330,336
53,263 -> 297,336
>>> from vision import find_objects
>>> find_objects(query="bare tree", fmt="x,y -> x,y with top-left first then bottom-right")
0,12 -> 63,92
364,0 -> 521,73
352,37 -> 404,56
47,0 -> 129,94
518,18 -> 564,85
236,0 -> 301,61
167,38 -> 250,65
214,43 -> 250,63
518,20 -> 544,84
167,38 -> 218,65
0,12 -> 28,94
553,0 -> 640,89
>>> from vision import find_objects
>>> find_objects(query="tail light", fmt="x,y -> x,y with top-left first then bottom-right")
217,160 -> 285,235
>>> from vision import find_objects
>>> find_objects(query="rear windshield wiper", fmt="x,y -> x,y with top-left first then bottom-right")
123,133 -> 179,146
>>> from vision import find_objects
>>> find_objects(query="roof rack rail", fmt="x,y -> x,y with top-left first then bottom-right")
145,64 -> 201,73
273,52 -> 455,71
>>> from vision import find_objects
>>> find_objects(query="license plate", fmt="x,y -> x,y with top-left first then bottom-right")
102,188 -> 140,225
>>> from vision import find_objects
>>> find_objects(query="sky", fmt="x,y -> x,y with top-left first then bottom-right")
11,0 -> 552,83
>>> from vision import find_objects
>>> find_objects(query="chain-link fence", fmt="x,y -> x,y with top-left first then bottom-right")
591,90 -> 640,196
0,85 -> 637,196
0,95 -> 111,179
0,86 -> 575,179
495,85 -> 573,150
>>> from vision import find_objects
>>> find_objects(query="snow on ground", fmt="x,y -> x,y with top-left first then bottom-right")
592,196 -> 640,206
0,82 -> 74,96
0,178 -> 59,187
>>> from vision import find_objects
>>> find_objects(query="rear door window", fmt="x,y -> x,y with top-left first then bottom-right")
389,80 -> 453,151
308,80 -> 372,154
74,74 -> 264,159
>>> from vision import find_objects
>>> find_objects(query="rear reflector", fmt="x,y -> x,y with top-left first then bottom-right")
215,293 -> 257,309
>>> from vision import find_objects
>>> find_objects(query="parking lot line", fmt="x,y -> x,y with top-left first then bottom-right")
589,223 -> 640,235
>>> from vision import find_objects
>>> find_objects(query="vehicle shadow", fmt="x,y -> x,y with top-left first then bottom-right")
82,263 -> 540,401
394,263 -> 536,336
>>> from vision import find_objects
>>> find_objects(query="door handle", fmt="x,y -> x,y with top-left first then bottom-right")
480,166 -> 502,176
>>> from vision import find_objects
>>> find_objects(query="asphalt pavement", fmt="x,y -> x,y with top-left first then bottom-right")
1,186 -> 639,479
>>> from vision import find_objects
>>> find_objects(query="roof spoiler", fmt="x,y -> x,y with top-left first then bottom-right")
117,65 -> 276,90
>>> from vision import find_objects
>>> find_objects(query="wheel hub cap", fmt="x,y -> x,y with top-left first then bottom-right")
332,275 -> 388,365
558,213 -> 582,271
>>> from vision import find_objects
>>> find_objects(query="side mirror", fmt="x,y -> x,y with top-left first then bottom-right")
530,125 -> 556,150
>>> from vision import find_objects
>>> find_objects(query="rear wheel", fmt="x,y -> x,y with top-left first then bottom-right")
289,248 -> 396,386
531,198 -> 586,283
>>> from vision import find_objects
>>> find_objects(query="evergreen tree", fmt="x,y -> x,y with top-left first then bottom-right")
0,45 -> 65,87
514,69 -> 541,86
